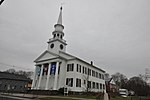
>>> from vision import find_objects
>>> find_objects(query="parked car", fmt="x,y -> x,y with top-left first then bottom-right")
119,89 -> 128,97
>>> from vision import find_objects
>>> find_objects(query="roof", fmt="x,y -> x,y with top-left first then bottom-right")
34,50 -> 105,73
60,51 -> 106,73
0,72 -> 31,82
105,78 -> 112,83
105,77 -> 116,85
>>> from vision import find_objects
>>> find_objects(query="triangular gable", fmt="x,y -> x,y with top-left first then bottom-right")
34,50 -> 59,62
110,78 -> 116,85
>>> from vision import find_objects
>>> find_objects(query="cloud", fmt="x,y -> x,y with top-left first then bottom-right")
0,0 -> 150,78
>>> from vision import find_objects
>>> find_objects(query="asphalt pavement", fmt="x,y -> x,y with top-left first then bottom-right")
0,93 -> 96,100
0,94 -> 34,100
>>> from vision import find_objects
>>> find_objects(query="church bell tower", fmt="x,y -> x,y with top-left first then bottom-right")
47,7 -> 67,54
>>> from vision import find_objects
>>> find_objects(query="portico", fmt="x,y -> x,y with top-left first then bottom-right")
31,60 -> 60,90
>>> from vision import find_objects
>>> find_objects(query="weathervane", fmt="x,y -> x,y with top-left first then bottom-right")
60,2 -> 65,9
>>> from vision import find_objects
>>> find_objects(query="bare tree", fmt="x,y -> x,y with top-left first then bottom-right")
82,68 -> 93,93
5,68 -> 16,74
111,72 -> 128,88
82,74 -> 90,92
4,68 -> 33,79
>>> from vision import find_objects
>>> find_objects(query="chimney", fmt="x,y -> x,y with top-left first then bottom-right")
91,61 -> 93,66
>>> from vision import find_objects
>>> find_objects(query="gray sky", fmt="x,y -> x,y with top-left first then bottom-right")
0,0 -> 150,78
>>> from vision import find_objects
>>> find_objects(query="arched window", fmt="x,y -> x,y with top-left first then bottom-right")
60,35 -> 63,39
54,34 -> 56,38
57,34 -> 59,37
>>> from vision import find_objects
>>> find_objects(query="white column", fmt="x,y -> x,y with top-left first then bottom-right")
45,63 -> 51,90
31,66 -> 37,89
53,62 -> 59,90
37,65 -> 43,89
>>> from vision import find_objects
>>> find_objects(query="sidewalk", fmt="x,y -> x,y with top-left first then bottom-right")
1,93 -> 96,100
0,93 -> 34,100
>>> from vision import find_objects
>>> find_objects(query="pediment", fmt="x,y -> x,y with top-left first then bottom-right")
110,78 -> 116,85
34,50 -> 59,62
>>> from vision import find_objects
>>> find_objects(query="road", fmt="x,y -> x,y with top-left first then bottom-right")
0,94 -> 33,100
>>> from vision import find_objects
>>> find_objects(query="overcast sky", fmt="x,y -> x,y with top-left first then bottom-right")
0,0 -> 150,78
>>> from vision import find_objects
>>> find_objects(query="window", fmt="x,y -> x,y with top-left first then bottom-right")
99,73 -> 102,79
88,81 -> 91,89
76,78 -> 81,87
79,65 -> 81,73
66,78 -> 73,87
92,82 -> 95,89
92,70 -> 95,77
96,72 -> 98,78
85,67 -> 87,74
60,44 -> 63,50
76,64 -> 79,72
92,70 -> 94,76
83,80 -> 86,85
96,83 -> 99,89
67,63 -> 74,72
76,64 -> 81,73
20,86 -> 23,89
102,74 -> 104,80
88,68 -> 91,76
103,84 -> 105,89
100,83 -> 102,89
82,66 -> 85,74
54,34 -> 56,38
57,34 -> 59,37
50,43 -> 54,49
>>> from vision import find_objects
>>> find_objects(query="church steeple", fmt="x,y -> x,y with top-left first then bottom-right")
47,7 -> 67,54
57,7 -> 62,25
53,6 -> 64,40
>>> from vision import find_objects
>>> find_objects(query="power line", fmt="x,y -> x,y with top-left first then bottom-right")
0,0 -> 4,5
0,62 -> 34,71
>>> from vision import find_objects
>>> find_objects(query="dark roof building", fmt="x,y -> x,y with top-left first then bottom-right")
0,72 -> 31,92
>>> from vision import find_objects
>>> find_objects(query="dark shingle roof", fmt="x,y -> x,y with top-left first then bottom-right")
0,72 -> 31,81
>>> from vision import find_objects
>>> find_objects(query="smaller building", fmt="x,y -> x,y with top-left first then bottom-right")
0,72 -> 31,92
105,78 -> 118,93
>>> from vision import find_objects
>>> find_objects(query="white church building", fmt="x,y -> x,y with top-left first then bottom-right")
31,7 -> 106,92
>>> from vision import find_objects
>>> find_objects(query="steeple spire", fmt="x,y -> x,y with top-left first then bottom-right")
57,6 -> 62,25
52,6 -> 65,40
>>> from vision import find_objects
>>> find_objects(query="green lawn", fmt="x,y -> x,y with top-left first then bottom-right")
110,96 -> 131,100
40,96 -> 133,100
40,95 -> 103,100
40,97 -> 71,100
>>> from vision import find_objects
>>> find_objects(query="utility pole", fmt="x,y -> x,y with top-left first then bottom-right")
0,0 -> 4,5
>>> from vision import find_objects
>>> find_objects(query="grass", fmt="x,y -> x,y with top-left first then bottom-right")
110,96 -> 131,100
40,95 -> 150,100
40,96 -> 133,100
40,95 -> 103,100
40,97 -> 71,100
